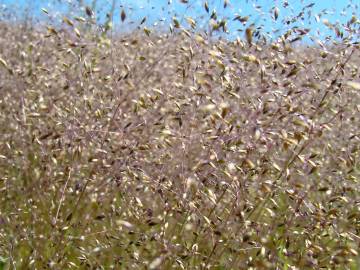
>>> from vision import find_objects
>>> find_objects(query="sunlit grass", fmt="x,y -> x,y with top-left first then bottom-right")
0,1 -> 359,269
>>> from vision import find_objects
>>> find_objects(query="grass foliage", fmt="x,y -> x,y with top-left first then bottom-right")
0,1 -> 359,269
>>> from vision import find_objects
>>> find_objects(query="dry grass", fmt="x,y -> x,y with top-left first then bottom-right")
0,2 -> 359,269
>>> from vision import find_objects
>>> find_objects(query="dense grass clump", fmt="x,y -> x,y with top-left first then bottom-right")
0,1 -> 359,269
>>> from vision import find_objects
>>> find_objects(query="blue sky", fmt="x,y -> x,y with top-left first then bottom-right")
0,0 -> 358,41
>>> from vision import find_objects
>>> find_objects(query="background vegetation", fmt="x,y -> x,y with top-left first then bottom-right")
0,0 -> 359,269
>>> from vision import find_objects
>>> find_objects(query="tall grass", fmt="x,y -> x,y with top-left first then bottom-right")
0,0 -> 359,269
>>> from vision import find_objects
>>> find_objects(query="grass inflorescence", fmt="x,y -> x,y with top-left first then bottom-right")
0,1 -> 359,269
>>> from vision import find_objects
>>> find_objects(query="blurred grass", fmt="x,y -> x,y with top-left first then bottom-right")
0,2 -> 359,269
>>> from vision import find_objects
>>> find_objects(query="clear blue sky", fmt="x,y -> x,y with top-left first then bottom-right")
0,0 -> 358,41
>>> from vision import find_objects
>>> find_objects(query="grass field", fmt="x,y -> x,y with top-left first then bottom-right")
0,3 -> 359,269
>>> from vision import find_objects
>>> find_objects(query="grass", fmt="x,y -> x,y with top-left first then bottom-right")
0,1 -> 359,269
